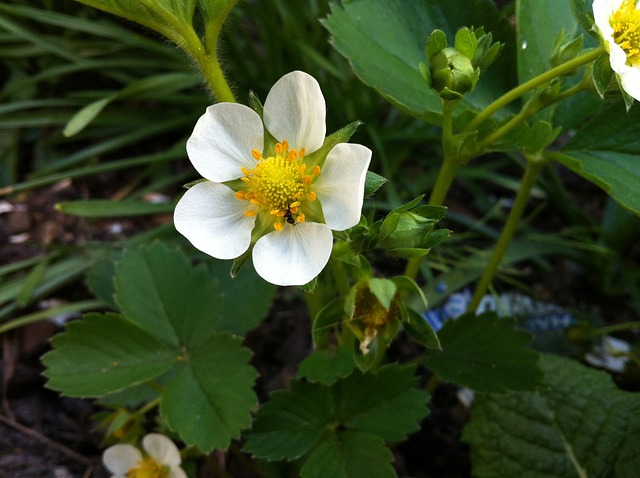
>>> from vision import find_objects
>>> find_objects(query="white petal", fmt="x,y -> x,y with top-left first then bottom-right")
102,444 -> 142,476
263,71 -> 326,154
592,0 -> 619,36
252,222 -> 333,286
186,103 -> 263,182
620,66 -> 640,100
169,467 -> 189,478
313,143 -> 371,231
142,434 -> 181,467
174,181 -> 256,260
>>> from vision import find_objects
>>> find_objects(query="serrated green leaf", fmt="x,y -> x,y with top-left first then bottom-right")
300,431 -> 396,478
463,354 -> 640,477
208,260 -> 276,335
115,243 -> 224,347
160,333 -> 257,452
423,312 -> 543,393
322,0 -> 516,124
42,313 -> 176,396
245,364 -> 429,461
333,364 -> 429,442
244,380 -> 334,460
297,347 -> 356,385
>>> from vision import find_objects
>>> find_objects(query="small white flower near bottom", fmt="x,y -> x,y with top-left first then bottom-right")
102,433 -> 187,478
174,71 -> 371,286
593,0 -> 640,100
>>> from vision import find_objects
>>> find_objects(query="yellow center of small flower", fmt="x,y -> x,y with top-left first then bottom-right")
127,457 -> 170,478
237,140 -> 319,231
611,0 -> 640,65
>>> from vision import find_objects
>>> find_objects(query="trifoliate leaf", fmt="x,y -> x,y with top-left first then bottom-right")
245,364 -> 429,461
463,354 -> 640,477
300,431 -> 396,478
160,333 -> 257,452
332,364 -> 429,442
423,312 -> 543,393
244,380 -> 334,461
42,313 -> 176,396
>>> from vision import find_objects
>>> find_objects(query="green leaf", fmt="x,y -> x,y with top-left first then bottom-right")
244,380 -> 334,460
332,365 -> 429,442
245,364 -> 429,461
322,0 -> 516,124
115,243 -> 224,347
55,199 -> 175,217
300,431 -> 396,478
423,312 -> 543,393
42,313 -> 176,396
368,278 -> 397,311
517,0 -> 578,85
463,354 -> 640,477
551,100 -> 640,215
297,347 -> 357,385
592,54 -> 614,98
160,333 -> 257,452
207,260 -> 276,335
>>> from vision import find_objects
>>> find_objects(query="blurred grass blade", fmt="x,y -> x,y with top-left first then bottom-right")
63,72 -> 201,137
0,300 -> 105,335
56,199 -> 176,217
16,258 -> 47,307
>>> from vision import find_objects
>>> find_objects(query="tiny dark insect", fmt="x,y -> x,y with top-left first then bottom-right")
284,210 -> 296,226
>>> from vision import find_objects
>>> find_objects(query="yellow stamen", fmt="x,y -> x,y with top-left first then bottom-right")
240,177 -> 251,183
303,175 -> 313,186
282,139 -> 289,151
244,210 -> 257,217
290,201 -> 300,208
289,206 -> 299,214
299,147 -> 306,158
274,222 -> 284,231
252,149 -> 262,160
235,191 -> 246,200
611,0 -> 640,65
312,165 -> 321,176
270,209 -> 280,215
275,143 -> 283,155
308,191 -> 317,201
241,167 -> 251,176
126,457 -> 170,478
287,150 -> 298,160
297,214 -> 305,223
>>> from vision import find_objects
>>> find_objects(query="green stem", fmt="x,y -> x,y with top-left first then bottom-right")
590,321 -> 640,338
469,155 -> 546,310
464,48 -> 604,132
404,101 -> 460,280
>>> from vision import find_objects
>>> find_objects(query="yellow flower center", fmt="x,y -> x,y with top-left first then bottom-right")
127,457 -> 170,478
237,140 -> 319,231
611,0 -> 640,65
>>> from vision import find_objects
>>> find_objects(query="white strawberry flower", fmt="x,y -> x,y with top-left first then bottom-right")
593,0 -> 640,100
174,71 -> 371,286
102,433 -> 186,478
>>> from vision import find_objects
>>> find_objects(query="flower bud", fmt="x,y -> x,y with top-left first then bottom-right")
429,47 -> 477,99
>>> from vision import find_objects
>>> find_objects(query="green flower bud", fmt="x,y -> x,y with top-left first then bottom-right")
430,47 -> 477,99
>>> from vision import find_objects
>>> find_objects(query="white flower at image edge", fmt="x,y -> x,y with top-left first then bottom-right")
593,0 -> 640,100
102,433 -> 187,478
174,71 -> 371,286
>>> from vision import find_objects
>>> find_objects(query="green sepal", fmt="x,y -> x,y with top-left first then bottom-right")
248,90 -> 264,116
592,54 -> 614,98
230,249 -> 251,278
550,31 -> 584,67
368,278 -> 397,311
307,120 -> 362,168
570,0 -> 596,36
364,171 -> 388,198
402,307 -> 441,350
425,29 -> 448,61
312,298 -> 345,348
181,178 -> 208,190
454,27 -> 477,60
